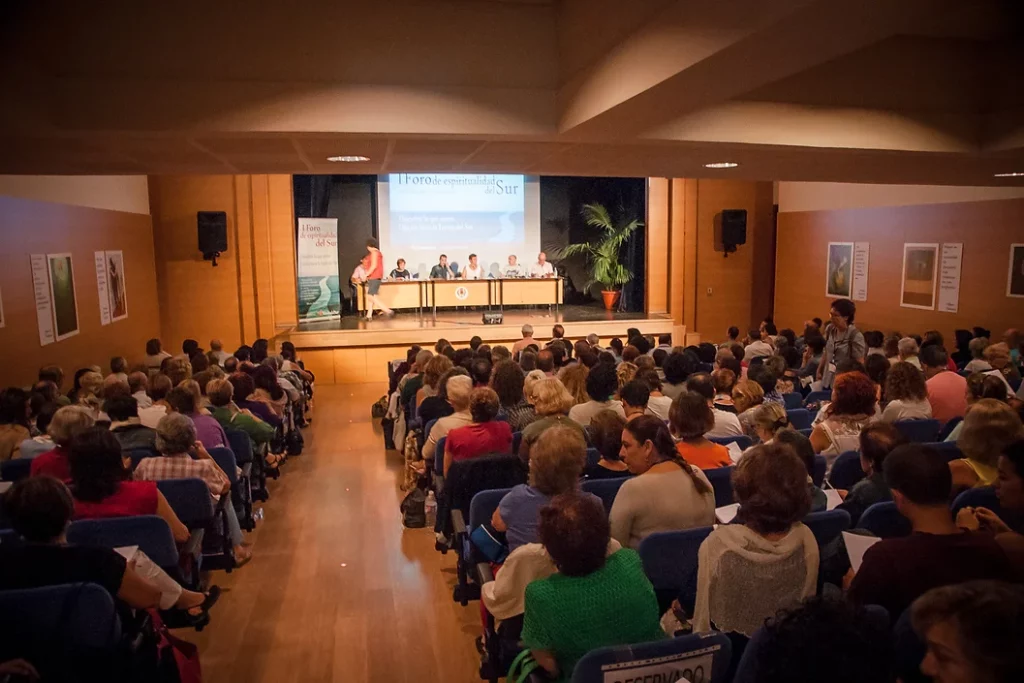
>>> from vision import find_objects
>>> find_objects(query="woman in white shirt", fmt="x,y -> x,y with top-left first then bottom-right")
462,253 -> 484,280
880,362 -> 933,423
609,415 -> 715,549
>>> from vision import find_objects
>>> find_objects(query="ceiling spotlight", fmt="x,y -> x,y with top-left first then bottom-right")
327,155 -> 370,162
704,162 -> 739,169
993,171 -> 1024,178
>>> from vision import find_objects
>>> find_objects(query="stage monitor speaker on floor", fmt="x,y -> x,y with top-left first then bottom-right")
482,312 -> 503,325
721,209 -> 747,254
197,211 -> 228,265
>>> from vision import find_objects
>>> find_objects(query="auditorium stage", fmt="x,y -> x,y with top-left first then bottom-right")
283,305 -> 681,384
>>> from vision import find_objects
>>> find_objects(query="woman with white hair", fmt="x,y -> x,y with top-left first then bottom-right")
134,413 -> 252,567
964,337 -> 993,374
898,337 -> 922,370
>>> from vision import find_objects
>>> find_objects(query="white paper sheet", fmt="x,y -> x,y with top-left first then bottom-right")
852,242 -> 869,301
114,545 -> 139,561
0,481 -> 13,494
95,251 -> 111,325
938,243 -> 963,313
715,503 -> 739,524
843,532 -> 882,573
726,441 -> 744,464
825,489 -> 843,511
30,254 -> 55,346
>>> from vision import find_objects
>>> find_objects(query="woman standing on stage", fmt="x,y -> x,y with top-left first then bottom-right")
364,238 -> 393,321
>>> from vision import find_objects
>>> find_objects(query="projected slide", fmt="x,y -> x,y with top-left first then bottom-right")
388,174 -> 524,245
377,174 -> 541,276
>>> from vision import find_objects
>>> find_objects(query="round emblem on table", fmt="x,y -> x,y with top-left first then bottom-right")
455,286 -> 469,301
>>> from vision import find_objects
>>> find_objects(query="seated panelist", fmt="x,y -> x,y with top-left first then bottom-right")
350,256 -> 370,285
462,253 -> 484,280
529,251 -> 555,278
429,254 -> 455,280
503,254 -> 523,278
389,258 -> 411,280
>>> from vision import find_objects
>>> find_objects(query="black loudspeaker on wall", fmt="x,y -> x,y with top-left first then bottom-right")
720,209 -> 747,256
197,211 -> 228,266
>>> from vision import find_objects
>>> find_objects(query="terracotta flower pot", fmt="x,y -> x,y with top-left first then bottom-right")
601,290 -> 620,310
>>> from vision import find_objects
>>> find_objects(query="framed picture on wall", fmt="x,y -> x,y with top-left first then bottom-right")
825,242 -> 854,298
47,253 -> 80,341
106,250 -> 128,321
0,285 -> 5,328
1008,244 -> 1024,298
900,243 -> 939,310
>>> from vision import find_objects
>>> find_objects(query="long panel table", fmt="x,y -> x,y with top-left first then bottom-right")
357,278 -> 562,318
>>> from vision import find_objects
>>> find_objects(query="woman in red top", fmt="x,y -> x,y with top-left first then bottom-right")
669,391 -> 732,470
364,238 -> 393,321
68,427 -> 190,543
29,405 -> 95,481
444,387 -> 513,475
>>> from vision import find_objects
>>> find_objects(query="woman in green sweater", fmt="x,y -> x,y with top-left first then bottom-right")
521,492 -> 664,680
206,378 -> 282,470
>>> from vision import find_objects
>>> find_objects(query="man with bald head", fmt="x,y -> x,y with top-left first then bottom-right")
209,339 -> 231,366
529,251 -> 555,278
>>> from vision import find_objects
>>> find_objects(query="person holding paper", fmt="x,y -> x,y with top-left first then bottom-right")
692,442 -> 818,636
528,251 -> 555,278
846,444 -> 1016,619
609,415 -> 714,549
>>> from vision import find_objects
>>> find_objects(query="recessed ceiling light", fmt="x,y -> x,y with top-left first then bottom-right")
993,171 -> 1024,178
326,155 -> 370,163
704,162 -> 739,169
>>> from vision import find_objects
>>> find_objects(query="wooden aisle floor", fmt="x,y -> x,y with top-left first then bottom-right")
181,384 -> 482,683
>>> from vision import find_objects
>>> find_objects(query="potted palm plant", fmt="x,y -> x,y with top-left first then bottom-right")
557,203 -> 643,310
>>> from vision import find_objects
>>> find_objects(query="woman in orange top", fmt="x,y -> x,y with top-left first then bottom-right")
669,391 -> 731,470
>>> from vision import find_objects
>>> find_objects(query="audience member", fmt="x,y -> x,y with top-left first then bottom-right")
615,361 -> 638,391
634,368 -> 671,421
798,335 -> 825,379
493,426 -> 596,551
416,354 -> 454,408
618,379 -> 650,423
166,385 -> 228,450
133,413 -> 251,566
518,378 -> 584,463
68,427 -> 190,544
847,444 -> 1016,618
748,364 -> 783,406
898,337 -> 922,370
469,357 -> 492,388
744,326 -> 774,360
984,342 -> 1021,389
742,597 -> 893,683
693,442 -> 816,635
422,375 -> 473,462
584,411 -> 630,480
138,373 -> 172,428
558,363 -> 590,406
417,366 -> 463,428
835,423 -> 904,526
751,402 -> 790,445
106,395 -> 158,452
490,360 -> 535,432
733,379 -> 765,436
609,415 -> 714,548
864,353 -> 890,399
911,581 -> 1024,683
227,372 -> 280,428
964,336 -> 992,373
0,477 -> 218,629
809,371 -> 876,465
18,401 -> 58,459
818,299 -> 866,388
951,399 -> 1023,493
774,429 -> 827,512
144,338 -> 171,375
522,493 -> 663,679
661,351 -> 693,399
206,378 -> 280,470
863,330 -> 884,357
442,387 -> 511,475
29,405 -> 95,481
881,362 -> 933,422
711,368 -> 737,413
567,362 -> 625,426
918,344 -> 967,428
668,391 -> 732,469
0,388 -> 31,461
687,372 -> 743,438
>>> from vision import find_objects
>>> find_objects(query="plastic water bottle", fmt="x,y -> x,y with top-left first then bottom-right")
424,491 -> 437,527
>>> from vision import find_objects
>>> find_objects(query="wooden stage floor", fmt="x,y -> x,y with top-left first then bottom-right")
289,304 -> 676,350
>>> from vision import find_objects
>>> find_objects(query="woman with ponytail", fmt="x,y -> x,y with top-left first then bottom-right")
609,415 -> 715,549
